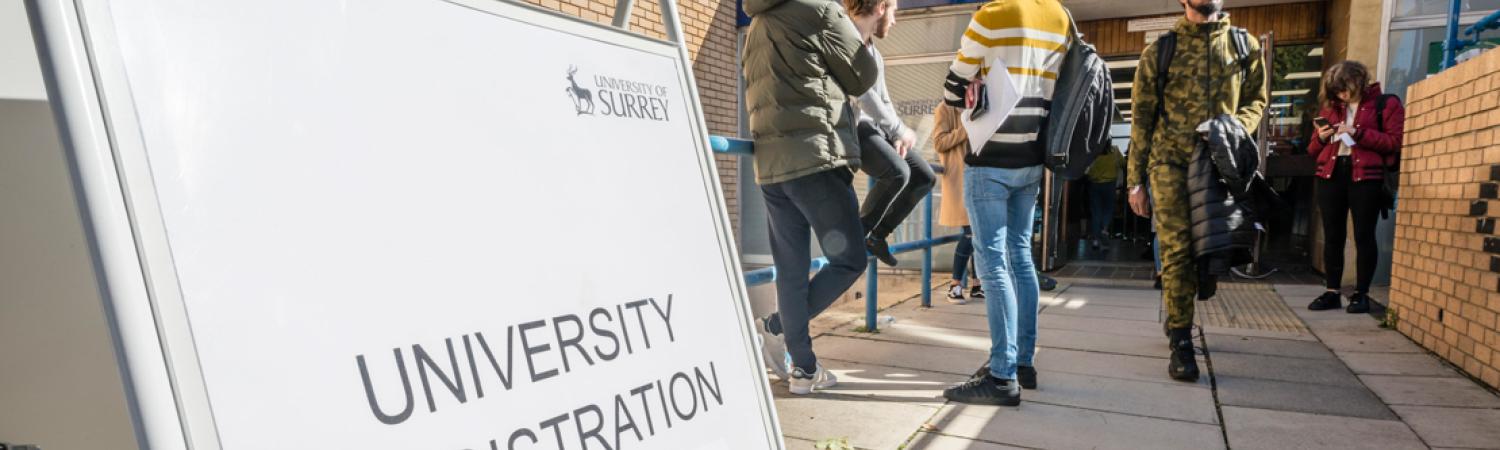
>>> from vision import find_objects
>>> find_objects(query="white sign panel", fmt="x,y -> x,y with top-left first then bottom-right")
45,0 -> 779,448
1127,16 -> 1177,33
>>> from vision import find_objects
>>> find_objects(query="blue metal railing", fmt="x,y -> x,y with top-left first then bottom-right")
1442,0 -> 1500,70
710,136 -> 963,331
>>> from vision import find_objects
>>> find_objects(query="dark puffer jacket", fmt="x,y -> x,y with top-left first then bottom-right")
1188,115 -> 1278,294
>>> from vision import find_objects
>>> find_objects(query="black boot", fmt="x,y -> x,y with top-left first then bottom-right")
1167,328 -> 1200,382
866,237 -> 898,267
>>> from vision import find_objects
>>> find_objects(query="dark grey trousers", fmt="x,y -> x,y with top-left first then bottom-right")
858,121 -> 936,239
762,168 -> 867,372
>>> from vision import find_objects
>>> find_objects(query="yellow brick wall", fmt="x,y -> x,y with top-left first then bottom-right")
522,0 -> 742,236
1389,47 -> 1500,390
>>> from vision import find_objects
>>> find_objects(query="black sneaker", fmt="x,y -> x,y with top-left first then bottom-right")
1346,293 -> 1372,314
943,375 -> 1020,406
970,285 -> 985,299
1017,365 -> 1037,390
1167,328 -> 1199,382
1039,275 -> 1058,292
866,237 -> 898,267
1308,292 -> 1343,311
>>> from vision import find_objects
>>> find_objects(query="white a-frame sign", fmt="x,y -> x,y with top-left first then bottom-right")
21,0 -> 782,448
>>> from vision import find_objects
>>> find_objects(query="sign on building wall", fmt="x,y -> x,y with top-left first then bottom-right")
28,0 -> 780,448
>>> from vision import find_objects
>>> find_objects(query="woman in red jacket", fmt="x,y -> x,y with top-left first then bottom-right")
1307,60 -> 1404,314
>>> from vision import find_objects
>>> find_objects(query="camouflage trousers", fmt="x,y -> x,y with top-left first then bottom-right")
1151,163 -> 1196,330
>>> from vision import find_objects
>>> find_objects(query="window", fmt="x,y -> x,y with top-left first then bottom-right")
1394,0 -> 1500,19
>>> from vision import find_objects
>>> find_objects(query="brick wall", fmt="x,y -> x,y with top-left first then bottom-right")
1389,47 -> 1500,390
522,0 -> 742,237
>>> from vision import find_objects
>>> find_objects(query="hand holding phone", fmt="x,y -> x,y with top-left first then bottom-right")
1313,117 -> 1334,141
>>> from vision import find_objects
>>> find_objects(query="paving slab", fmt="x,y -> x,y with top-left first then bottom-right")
1221,406 -> 1426,450
1204,334 -> 1338,360
1037,313 -> 1165,338
830,322 -> 994,352
783,437 -> 820,449
1300,317 -> 1396,332
1315,330 -> 1425,354
925,402 -> 1225,450
810,361 -> 961,407
1200,325 -> 1318,342
772,382 -> 937,450
1209,352 -> 1359,386
1360,375 -> 1500,408
1026,370 -> 1219,424
814,335 -> 984,378
1051,287 -> 1163,309
1337,352 -> 1463,377
894,308 -> 991,334
1391,405 -> 1500,448
1214,375 -> 1397,420
1040,302 -> 1162,322
1033,347 -> 1210,388
1037,328 -> 1173,358
905,433 -> 1027,450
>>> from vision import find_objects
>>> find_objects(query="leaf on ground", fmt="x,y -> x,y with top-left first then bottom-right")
814,437 -> 854,450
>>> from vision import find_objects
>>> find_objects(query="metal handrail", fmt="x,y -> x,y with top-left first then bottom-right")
711,136 -> 963,331
1443,0 -> 1500,70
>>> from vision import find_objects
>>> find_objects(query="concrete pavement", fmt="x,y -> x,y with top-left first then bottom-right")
755,273 -> 1500,449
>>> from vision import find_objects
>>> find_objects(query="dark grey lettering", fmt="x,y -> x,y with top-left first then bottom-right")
507,429 -> 538,450
553,314 -> 594,372
573,404 -> 613,450
624,300 -> 654,349
356,349 -> 414,425
413,338 -> 467,413
628,383 -> 657,436
539,413 -> 571,450
668,372 -> 697,421
589,308 -> 621,361
519,320 -> 559,382
613,393 -> 643,449
648,295 -> 676,343
475,328 -> 517,390
696,362 -> 724,410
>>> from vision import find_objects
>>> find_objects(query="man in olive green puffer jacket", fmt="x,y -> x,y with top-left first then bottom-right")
742,0 -> 879,395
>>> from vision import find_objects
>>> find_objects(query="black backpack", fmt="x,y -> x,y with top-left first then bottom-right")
1371,93 -> 1402,215
1043,8 -> 1116,180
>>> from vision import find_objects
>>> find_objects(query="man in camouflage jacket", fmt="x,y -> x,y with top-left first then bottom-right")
1126,0 -> 1268,382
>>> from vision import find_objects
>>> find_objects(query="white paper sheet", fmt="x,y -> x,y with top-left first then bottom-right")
961,58 -> 1022,155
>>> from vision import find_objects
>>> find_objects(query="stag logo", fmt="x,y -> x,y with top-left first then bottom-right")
565,66 -> 595,116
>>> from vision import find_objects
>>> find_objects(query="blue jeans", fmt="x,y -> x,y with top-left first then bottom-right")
1088,181 -> 1116,240
964,165 -> 1043,380
761,168 -> 867,372
952,226 -> 974,286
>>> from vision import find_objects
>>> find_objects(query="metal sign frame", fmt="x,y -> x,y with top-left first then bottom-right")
25,0 -> 781,448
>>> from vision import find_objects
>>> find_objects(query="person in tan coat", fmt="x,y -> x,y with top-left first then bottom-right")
931,104 -> 982,304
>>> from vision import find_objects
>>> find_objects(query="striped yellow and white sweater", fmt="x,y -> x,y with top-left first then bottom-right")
942,0 -> 1071,168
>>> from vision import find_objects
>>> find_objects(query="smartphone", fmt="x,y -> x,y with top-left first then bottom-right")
1312,117 -> 1330,128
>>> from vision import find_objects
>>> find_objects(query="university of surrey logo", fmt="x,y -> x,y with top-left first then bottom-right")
565,65 -> 595,116
563,66 -> 672,122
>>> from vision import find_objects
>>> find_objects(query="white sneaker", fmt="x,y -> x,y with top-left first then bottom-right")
946,285 -> 969,305
757,316 -> 789,381
788,364 -> 838,395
